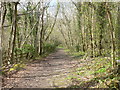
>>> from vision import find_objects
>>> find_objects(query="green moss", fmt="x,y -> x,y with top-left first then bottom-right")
95,68 -> 106,74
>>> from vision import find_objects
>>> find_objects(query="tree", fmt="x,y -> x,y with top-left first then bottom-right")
117,3 -> 120,59
105,2 -> 116,68
39,4 -> 45,55
10,2 -> 19,64
0,2 -> 7,67
96,2 -> 106,56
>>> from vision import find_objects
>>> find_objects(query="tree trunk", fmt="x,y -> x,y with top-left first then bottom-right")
33,5 -> 40,57
96,3 -> 106,56
105,3 -> 116,68
117,4 -> 120,59
10,2 -> 18,64
39,8 -> 44,55
7,3 -> 14,60
88,4 -> 93,57
0,2 -> 3,70
0,2 -> 7,66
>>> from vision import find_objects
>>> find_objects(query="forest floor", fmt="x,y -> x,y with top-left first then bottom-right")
2,48 -> 120,89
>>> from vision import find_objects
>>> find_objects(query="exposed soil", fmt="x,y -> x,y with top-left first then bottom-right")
2,49 -> 81,88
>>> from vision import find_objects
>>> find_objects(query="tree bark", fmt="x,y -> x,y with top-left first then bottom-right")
10,2 -> 18,64
0,2 -> 7,67
0,2 -> 3,71
117,4 -> 120,59
105,3 -> 116,68
39,7 -> 44,55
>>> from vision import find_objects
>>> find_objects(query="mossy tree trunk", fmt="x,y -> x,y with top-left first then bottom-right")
96,3 -> 106,56
10,2 -> 18,64
105,3 -> 116,68
0,2 -> 7,66
117,4 -> 120,59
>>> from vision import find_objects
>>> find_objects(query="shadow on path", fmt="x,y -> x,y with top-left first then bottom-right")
3,49 -> 79,88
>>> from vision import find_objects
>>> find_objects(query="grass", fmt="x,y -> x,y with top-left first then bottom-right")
66,53 -> 120,89
70,52 -> 85,58
64,49 -> 71,53
57,46 -> 64,49
64,48 -> 85,59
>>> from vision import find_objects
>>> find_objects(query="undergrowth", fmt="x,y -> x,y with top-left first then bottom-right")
65,49 -> 120,89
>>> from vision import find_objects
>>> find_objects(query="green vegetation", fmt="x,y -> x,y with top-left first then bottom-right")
9,63 -> 26,72
66,53 -> 119,89
43,43 -> 58,54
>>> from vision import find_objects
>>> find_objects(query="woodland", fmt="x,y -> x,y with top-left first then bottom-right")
0,0 -> 120,89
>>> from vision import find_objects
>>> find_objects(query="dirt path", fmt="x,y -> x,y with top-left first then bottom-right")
3,49 -> 79,88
